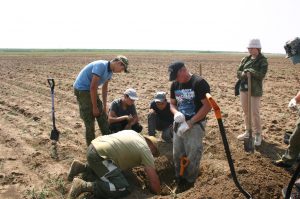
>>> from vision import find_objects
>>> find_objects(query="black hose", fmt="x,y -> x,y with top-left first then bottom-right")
285,162 -> 300,199
217,119 -> 252,199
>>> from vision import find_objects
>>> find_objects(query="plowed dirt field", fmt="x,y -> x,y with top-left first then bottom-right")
0,51 -> 298,199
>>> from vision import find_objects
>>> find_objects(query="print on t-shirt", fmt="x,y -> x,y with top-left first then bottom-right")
175,88 -> 195,118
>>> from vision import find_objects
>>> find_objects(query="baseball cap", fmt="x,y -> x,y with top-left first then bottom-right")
154,91 -> 166,102
117,55 -> 129,73
124,88 -> 138,100
168,61 -> 185,81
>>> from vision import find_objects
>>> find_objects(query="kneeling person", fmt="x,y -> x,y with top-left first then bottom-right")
67,130 -> 160,199
108,88 -> 143,133
148,91 -> 174,142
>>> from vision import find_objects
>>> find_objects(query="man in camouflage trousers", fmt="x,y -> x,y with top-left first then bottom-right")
74,55 -> 129,146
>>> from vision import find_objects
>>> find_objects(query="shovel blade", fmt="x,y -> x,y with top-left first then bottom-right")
50,129 -> 60,141
244,137 -> 254,152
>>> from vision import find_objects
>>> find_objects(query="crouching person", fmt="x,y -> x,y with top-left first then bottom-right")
148,91 -> 174,142
67,130 -> 160,199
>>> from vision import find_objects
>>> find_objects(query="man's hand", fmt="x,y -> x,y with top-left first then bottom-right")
174,112 -> 185,123
93,107 -> 101,117
177,121 -> 189,136
288,98 -> 298,111
127,114 -> 134,122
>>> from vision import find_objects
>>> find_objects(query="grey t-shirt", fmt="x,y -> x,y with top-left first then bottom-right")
110,98 -> 137,116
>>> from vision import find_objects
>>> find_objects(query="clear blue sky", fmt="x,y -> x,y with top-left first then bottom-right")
1,0 -> 299,53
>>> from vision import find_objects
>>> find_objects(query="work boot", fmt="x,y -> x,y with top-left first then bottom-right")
68,160 -> 86,182
175,178 -> 194,193
274,159 -> 293,168
254,134 -> 262,146
237,131 -> 249,141
67,178 -> 93,199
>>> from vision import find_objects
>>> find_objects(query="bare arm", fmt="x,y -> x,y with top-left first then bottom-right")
170,98 -> 178,114
144,166 -> 161,194
108,110 -> 129,124
102,80 -> 109,113
90,75 -> 100,117
294,91 -> 300,103
188,98 -> 211,126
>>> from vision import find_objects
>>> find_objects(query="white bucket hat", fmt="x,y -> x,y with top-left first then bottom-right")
247,39 -> 261,49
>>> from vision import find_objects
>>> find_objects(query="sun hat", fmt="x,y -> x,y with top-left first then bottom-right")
143,135 -> 158,150
154,91 -> 166,103
247,39 -> 261,49
124,88 -> 138,100
168,61 -> 185,81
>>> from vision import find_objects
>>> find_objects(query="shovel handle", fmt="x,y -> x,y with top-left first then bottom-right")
206,93 -> 221,119
47,78 -> 55,91
180,156 -> 190,176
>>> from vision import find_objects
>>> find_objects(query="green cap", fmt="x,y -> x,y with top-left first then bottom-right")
117,55 -> 129,73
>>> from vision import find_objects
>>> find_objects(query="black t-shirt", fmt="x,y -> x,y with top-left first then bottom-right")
110,98 -> 137,116
170,74 -> 210,120
150,100 -> 173,124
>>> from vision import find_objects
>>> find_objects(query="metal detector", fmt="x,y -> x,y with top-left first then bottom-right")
47,78 -> 60,159
244,72 -> 254,153
206,93 -> 252,199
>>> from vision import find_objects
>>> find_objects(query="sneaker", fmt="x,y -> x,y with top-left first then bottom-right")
68,160 -> 86,182
274,159 -> 293,168
237,132 -> 249,141
67,178 -> 88,199
254,134 -> 262,146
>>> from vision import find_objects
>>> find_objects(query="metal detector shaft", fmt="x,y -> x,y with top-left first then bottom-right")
206,93 -> 252,199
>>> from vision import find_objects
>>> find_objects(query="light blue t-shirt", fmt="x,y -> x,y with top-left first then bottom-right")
73,60 -> 113,91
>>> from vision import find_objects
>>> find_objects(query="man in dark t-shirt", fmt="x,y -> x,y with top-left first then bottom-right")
148,91 -> 174,142
168,61 -> 211,193
108,88 -> 143,133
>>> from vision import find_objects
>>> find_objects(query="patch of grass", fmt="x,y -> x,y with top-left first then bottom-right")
48,176 -> 67,196
25,187 -> 50,199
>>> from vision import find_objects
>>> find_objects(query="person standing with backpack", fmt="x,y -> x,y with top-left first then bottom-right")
168,61 -> 211,193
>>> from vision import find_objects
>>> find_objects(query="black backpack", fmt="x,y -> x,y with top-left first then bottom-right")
284,37 -> 300,58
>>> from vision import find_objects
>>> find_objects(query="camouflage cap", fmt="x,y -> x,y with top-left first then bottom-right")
117,55 -> 129,73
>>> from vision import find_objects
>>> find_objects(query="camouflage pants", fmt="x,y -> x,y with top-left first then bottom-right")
281,117 -> 300,164
86,144 -> 130,198
173,121 -> 206,183
74,89 -> 111,146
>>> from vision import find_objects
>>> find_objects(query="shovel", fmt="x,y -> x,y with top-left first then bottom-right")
244,72 -> 254,153
206,93 -> 252,199
47,78 -> 60,159
179,156 -> 190,177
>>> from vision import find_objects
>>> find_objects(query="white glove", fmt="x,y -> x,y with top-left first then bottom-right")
174,112 -> 185,123
288,98 -> 298,111
177,121 -> 189,136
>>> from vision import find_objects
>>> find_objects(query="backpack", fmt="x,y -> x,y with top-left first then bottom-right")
284,37 -> 300,58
